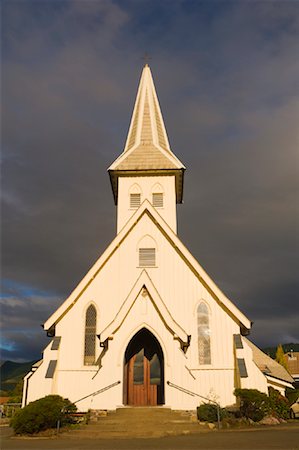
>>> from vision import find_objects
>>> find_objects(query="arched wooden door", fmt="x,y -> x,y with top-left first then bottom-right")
124,328 -> 164,406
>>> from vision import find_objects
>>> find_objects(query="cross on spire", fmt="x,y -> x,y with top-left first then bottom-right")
141,52 -> 152,66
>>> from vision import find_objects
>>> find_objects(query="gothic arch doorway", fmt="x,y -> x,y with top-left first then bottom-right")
124,328 -> 164,406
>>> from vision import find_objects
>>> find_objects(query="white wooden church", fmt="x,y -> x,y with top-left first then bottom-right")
23,65 -> 293,411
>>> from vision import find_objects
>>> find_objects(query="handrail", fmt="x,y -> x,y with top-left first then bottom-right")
167,381 -> 217,404
167,380 -> 221,429
73,380 -> 121,405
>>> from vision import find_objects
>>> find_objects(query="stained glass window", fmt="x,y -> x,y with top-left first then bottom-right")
197,302 -> 211,365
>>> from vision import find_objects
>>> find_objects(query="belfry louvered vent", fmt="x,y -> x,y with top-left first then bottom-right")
152,193 -> 163,208
139,248 -> 156,267
130,193 -> 141,208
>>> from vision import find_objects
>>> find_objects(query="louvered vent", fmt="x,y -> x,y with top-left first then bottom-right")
139,248 -> 156,267
130,193 -> 141,208
152,193 -> 163,208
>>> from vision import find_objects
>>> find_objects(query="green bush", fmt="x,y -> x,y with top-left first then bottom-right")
268,387 -> 289,419
10,395 -> 76,435
197,403 -> 226,422
286,388 -> 299,405
235,388 -> 290,422
234,388 -> 269,422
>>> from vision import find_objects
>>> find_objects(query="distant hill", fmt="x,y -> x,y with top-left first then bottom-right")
262,343 -> 299,359
0,360 -> 36,393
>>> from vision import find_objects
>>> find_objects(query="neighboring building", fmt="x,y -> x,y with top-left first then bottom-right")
22,65 -> 293,411
285,352 -> 299,389
245,340 -> 294,395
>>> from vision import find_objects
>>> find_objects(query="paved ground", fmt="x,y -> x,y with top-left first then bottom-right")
1,424 -> 299,450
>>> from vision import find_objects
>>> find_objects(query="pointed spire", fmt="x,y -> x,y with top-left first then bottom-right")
124,64 -> 171,153
108,65 -> 185,204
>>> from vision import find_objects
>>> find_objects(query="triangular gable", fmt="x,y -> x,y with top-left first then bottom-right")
44,200 -> 251,332
99,270 -> 189,347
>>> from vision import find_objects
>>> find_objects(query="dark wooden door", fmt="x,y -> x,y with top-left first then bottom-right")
127,348 -> 159,406
124,328 -> 164,406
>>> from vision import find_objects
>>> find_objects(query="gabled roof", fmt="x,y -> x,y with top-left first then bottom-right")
108,65 -> 185,204
245,338 -> 294,384
44,200 -> 251,332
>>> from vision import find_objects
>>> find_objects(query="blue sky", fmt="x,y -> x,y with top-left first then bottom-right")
2,0 -> 299,361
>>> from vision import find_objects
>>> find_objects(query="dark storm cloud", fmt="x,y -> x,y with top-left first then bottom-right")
1,0 -> 299,360
0,282 -> 61,361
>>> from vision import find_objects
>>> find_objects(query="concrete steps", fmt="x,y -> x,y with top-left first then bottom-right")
64,407 -> 208,439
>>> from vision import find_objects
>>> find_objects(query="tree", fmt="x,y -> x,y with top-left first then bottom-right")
275,344 -> 289,371
8,380 -> 23,403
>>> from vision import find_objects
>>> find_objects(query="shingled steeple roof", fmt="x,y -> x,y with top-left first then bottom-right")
108,65 -> 185,204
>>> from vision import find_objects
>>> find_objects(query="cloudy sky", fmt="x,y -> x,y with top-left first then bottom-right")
2,0 -> 299,362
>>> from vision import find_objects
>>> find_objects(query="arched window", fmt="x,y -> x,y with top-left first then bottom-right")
84,305 -> 97,365
197,302 -> 211,365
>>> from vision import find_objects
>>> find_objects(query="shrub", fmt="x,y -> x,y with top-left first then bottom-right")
286,388 -> 299,406
234,388 -> 269,422
197,403 -> 226,422
268,387 -> 289,419
235,388 -> 291,422
10,395 -> 76,435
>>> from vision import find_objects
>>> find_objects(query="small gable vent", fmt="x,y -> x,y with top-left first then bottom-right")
130,193 -> 141,208
152,193 -> 163,208
139,248 -> 156,267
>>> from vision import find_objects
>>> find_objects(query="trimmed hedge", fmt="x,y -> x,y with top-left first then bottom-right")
10,395 -> 76,434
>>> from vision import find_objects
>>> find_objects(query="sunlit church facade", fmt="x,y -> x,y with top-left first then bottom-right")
23,65 -> 293,410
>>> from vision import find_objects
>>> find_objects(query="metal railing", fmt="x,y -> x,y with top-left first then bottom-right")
56,380 -> 121,434
73,380 -> 121,405
167,380 -> 221,429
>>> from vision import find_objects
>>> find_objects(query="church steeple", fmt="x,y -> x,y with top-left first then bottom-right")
109,65 -> 185,233
124,63 -> 172,153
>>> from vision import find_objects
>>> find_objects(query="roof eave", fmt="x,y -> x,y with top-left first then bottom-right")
108,167 -> 185,205
265,374 -> 294,388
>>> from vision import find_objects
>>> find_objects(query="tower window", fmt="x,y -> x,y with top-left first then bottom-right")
130,193 -> 141,208
139,248 -> 156,267
84,305 -> 97,365
152,193 -> 163,208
